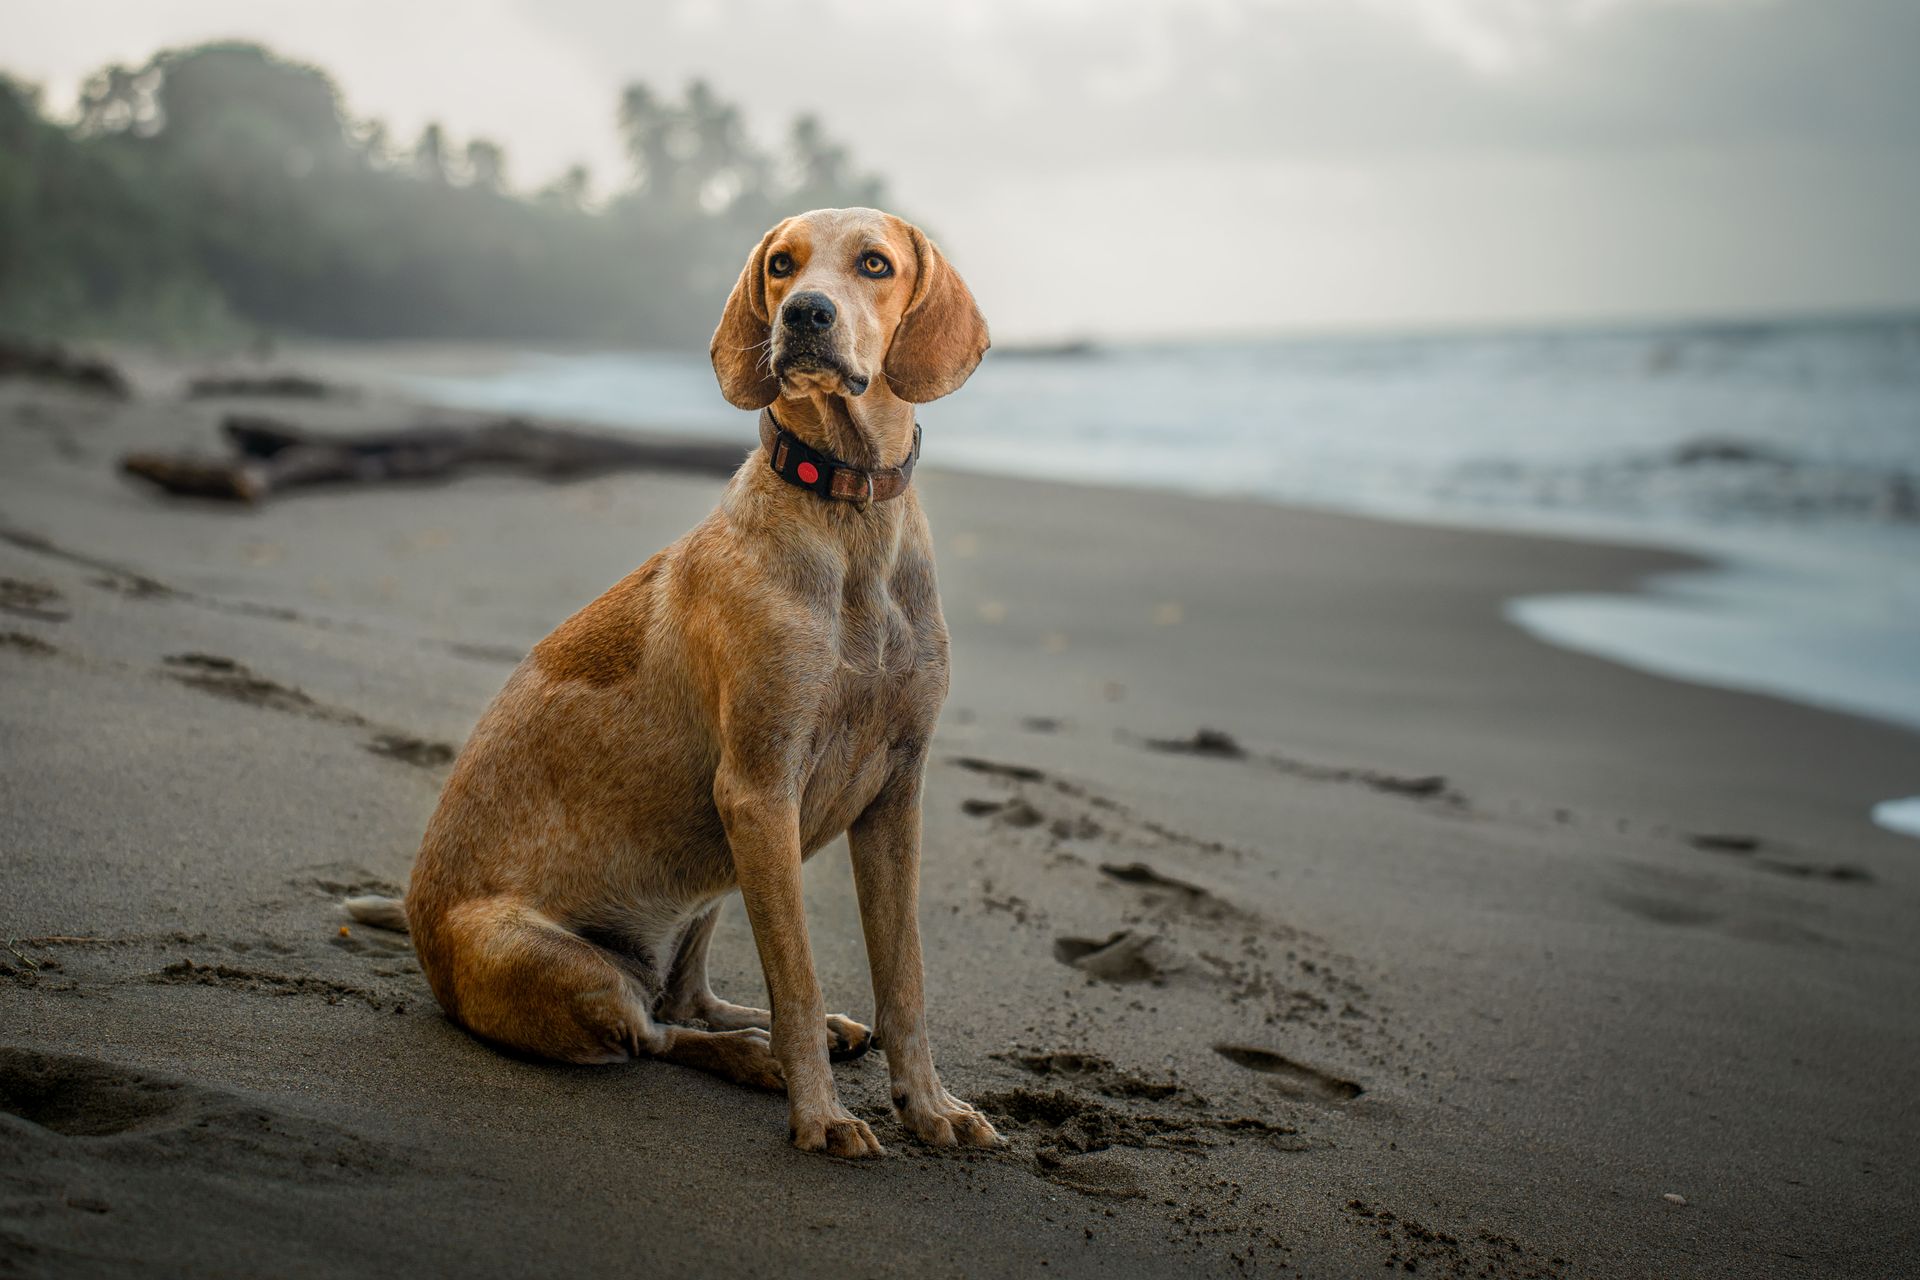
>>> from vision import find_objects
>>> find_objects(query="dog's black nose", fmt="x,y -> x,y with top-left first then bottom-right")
783,292 -> 836,332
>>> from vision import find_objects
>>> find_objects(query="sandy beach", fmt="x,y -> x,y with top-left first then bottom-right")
4,363 -> 1918,1278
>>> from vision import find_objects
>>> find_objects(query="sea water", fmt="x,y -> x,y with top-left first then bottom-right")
391,315 -> 1920,838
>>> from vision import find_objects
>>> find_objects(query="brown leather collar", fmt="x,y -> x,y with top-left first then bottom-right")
759,409 -> 920,504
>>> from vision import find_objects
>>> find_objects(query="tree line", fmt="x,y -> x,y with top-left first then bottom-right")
0,42 -> 891,346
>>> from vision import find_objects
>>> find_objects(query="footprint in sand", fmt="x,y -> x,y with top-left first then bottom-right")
953,756 -> 1046,782
301,867 -> 405,901
1144,727 -> 1247,759
163,657 -> 464,773
0,1048 -> 186,1137
1138,727 -> 1460,805
2,630 -> 57,656
952,755 -> 1232,858
1604,883 -> 1837,949
1344,1199 -> 1569,1279
961,796 -> 1046,828
0,1046 -> 488,1276
1034,1149 -> 1144,1198
0,524 -> 173,599
1688,832 -> 1760,853
162,652 -> 362,723
980,1059 -> 1306,1190
365,733 -> 457,768
1213,1044 -> 1363,1101
441,639 -> 526,665
1686,832 -> 1872,883
1054,930 -> 1181,983
151,957 -> 404,1013
1602,887 -> 1722,929
0,576 -> 68,622
962,793 -> 1102,840
0,1046 -> 402,1185
1099,860 -> 1209,897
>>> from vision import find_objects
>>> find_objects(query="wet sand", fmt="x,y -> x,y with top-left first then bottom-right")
3,365 -> 1917,1278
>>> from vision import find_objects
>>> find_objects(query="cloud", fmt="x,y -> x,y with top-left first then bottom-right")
525,0 -> 1920,178
12,0 -> 1916,179
1378,0 -> 1731,74
5,0 -> 1914,332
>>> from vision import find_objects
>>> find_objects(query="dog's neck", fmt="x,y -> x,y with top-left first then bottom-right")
768,388 -> 916,472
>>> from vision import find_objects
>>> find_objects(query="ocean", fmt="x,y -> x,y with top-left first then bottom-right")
389,314 -> 1920,838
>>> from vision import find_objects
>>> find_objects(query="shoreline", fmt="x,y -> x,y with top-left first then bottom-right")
40,339 -> 1920,829
75,340 -> 1920,834
330,340 -> 1920,797
5,369 -> 1919,1277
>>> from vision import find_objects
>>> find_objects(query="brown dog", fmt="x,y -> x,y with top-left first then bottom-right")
345,208 -> 996,1158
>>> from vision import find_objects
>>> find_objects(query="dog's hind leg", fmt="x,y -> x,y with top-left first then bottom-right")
434,898 -> 783,1089
659,904 -> 764,1028
659,902 -> 872,1061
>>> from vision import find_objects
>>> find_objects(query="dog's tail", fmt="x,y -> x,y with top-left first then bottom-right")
342,894 -> 409,933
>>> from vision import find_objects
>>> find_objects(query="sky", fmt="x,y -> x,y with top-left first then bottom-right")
5,0 -> 1918,341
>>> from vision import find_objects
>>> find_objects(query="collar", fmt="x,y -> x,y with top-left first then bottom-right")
759,408 -> 921,504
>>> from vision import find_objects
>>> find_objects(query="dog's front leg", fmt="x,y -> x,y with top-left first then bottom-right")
848,763 -> 1001,1149
718,773 -> 885,1158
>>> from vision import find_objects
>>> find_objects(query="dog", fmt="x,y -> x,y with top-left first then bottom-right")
345,208 -> 997,1158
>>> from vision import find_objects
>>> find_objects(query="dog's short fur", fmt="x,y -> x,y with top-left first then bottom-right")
345,208 -> 994,1158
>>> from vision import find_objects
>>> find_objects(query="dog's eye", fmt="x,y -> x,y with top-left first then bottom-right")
859,253 -> 893,279
768,252 -> 794,278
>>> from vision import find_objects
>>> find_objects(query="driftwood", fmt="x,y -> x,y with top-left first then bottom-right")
121,414 -> 745,504
186,374 -> 335,400
0,339 -> 130,398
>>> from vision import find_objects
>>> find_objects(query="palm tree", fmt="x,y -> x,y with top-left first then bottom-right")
617,83 -> 677,203
466,139 -> 506,192
76,64 -> 143,136
413,122 -> 447,183
683,80 -> 766,212
355,118 -> 391,169
539,163 -> 592,210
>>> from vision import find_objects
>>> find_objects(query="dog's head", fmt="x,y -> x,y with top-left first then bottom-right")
711,208 -> 988,411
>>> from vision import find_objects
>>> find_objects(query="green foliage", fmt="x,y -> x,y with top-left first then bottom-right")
0,43 -> 892,346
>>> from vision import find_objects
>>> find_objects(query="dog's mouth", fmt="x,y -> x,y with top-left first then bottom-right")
773,349 -> 869,398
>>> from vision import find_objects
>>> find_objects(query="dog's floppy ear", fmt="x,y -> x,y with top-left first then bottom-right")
710,228 -> 780,410
883,225 -> 989,404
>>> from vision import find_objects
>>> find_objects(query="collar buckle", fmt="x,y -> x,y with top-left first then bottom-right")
760,409 -> 918,505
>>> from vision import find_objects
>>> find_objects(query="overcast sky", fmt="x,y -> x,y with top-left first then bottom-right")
7,0 -> 1918,340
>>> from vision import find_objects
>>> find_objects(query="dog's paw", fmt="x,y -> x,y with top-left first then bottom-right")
791,1103 -> 886,1158
895,1089 -> 1001,1149
826,1014 -> 873,1062
722,1028 -> 785,1092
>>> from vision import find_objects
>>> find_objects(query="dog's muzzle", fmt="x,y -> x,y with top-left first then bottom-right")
774,292 -> 868,396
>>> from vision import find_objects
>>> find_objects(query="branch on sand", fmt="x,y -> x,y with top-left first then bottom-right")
121,414 -> 746,504
186,374 -> 336,400
0,339 -> 130,398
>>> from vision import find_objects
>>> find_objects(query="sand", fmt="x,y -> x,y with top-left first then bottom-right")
2,364 -> 1917,1278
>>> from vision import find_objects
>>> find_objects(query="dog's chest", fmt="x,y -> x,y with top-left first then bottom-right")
797,565 -> 944,848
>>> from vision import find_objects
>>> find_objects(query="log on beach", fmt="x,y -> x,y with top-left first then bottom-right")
120,414 -> 746,503
185,374 -> 337,400
0,339 -> 131,398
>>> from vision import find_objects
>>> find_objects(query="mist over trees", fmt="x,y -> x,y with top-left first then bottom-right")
0,42 -> 890,346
